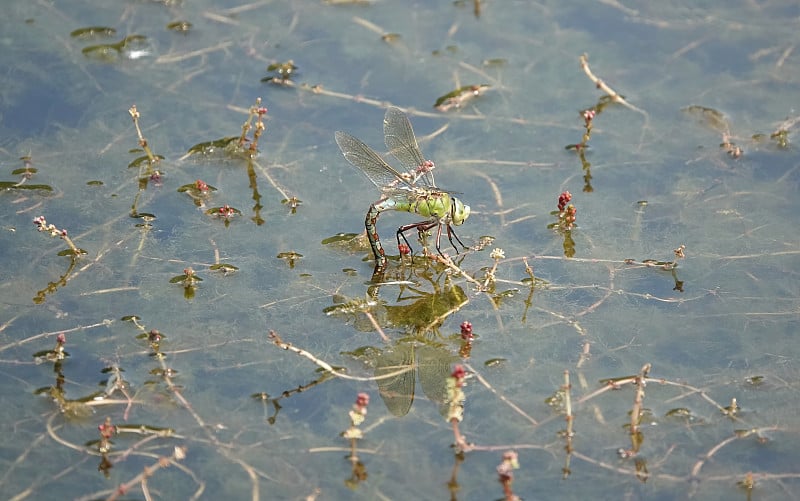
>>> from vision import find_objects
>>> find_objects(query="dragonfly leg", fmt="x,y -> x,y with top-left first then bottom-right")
446,224 -> 468,253
396,227 -> 415,256
434,223 -> 445,257
433,222 -> 464,258
365,204 -> 387,268
397,220 -> 437,259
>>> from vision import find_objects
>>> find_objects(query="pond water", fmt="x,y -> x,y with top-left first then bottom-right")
1,0 -> 799,499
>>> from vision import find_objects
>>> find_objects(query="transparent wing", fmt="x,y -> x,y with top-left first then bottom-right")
375,344 -> 416,417
335,130 -> 414,191
383,107 -> 436,187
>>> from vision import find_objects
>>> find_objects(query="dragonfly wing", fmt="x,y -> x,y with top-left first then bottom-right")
335,130 -> 413,190
375,343 -> 415,417
384,107 -> 436,187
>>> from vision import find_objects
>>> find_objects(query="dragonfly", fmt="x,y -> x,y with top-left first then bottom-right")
335,107 -> 471,271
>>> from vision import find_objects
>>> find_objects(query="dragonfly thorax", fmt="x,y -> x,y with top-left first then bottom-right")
407,191 -> 453,220
450,197 -> 470,226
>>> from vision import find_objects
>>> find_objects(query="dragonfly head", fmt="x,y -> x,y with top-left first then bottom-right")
451,197 -> 470,226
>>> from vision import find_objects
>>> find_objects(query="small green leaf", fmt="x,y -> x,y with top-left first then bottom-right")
167,21 -> 192,32
11,167 -> 37,175
186,137 -> 239,156
434,84 -> 490,111
70,26 -> 117,39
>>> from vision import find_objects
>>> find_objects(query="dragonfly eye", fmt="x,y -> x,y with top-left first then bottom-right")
451,198 -> 470,225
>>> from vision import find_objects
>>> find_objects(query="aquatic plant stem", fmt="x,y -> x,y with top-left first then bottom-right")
128,105 -> 159,165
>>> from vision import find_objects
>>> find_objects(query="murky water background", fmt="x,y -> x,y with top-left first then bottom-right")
1,1 -> 799,499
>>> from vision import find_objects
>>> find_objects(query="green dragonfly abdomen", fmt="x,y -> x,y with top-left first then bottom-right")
374,191 -> 452,220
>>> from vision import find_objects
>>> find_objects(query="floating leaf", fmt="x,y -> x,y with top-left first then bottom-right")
119,34 -> 148,47
61,400 -> 95,419
205,206 -> 241,217
281,196 -> 303,213
186,136 -> 239,156
130,212 -> 156,221
177,182 -> 217,193
770,129 -> 790,148
170,274 -> 203,284
432,45 -> 459,56
57,248 -> 87,257
262,60 -> 297,84
683,105 -> 730,133
128,154 -> 164,168
32,349 -> 70,361
167,21 -> 192,33
482,58 -> 507,67
665,407 -> 692,418
11,167 -> 37,175
70,26 -> 117,39
484,358 -> 507,367
86,180 -> 104,186
266,60 -> 297,75
210,263 -> 239,273
434,84 -> 490,111
381,33 -> 401,43
0,182 -> 53,191
81,44 -> 120,61
321,233 -> 360,245
277,251 -> 303,268
81,35 -> 149,61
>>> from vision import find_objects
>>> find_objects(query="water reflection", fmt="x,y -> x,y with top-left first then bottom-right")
327,265 -> 468,415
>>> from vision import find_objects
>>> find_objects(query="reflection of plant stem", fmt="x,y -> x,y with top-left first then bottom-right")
520,258 -> 537,323
623,363 -> 650,457
447,451 -> 464,498
254,372 -> 333,425
249,157 -> 290,200
562,230 -> 576,258
245,159 -> 265,226
34,254 -> 79,304
562,370 -> 574,479
130,189 -> 142,217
